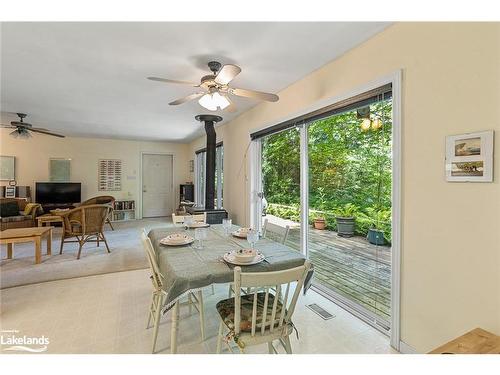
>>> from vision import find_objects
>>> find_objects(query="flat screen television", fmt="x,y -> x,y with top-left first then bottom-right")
35,182 -> 81,204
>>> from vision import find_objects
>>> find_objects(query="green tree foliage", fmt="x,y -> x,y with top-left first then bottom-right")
262,127 -> 301,205
262,100 -> 393,241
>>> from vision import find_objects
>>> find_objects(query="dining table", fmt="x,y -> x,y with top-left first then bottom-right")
148,224 -> 310,353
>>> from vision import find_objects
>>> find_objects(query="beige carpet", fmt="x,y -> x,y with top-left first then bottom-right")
0,217 -> 172,289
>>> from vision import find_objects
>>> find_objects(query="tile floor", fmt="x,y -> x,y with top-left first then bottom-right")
0,268 -> 397,354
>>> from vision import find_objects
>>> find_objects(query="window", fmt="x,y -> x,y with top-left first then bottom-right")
194,143 -> 223,208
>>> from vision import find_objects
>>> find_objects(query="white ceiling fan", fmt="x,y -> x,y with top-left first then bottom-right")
147,61 -> 279,112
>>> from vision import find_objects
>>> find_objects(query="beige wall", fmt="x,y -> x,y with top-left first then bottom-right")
0,131 -> 191,217
189,23 -> 500,352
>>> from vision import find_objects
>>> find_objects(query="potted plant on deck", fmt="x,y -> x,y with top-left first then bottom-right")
312,187 -> 328,230
365,207 -> 389,245
334,203 -> 358,237
312,212 -> 327,230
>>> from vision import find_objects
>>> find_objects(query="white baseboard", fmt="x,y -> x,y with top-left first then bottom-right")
399,341 -> 419,354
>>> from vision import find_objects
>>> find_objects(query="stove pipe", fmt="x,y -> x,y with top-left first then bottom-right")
195,114 -> 222,209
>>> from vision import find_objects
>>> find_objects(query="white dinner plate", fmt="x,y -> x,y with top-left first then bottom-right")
232,230 -> 248,239
223,250 -> 265,266
160,233 -> 194,246
185,222 -> 210,229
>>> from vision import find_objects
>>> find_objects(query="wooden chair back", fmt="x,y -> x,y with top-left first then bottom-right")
233,260 -> 311,337
141,229 -> 163,290
262,219 -> 290,244
81,195 -> 115,207
171,212 -> 207,224
62,204 -> 111,235
171,213 -> 185,224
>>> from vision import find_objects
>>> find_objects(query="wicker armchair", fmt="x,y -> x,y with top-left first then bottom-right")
80,195 -> 115,230
59,204 -> 112,259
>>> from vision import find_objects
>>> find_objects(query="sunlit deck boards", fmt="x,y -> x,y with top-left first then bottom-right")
285,227 -> 391,321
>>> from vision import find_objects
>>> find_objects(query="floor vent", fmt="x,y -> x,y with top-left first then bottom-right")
306,303 -> 335,320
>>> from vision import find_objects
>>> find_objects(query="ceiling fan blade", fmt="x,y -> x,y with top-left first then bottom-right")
169,92 -> 205,106
147,77 -> 199,86
222,96 -> 237,113
230,88 -> 279,102
1,124 -> 16,128
29,128 -> 65,138
214,64 -> 241,85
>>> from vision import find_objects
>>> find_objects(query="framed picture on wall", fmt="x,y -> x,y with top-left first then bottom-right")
49,158 -> 71,182
445,130 -> 494,182
0,155 -> 15,181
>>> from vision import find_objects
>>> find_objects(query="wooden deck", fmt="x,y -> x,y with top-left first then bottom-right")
284,227 -> 391,321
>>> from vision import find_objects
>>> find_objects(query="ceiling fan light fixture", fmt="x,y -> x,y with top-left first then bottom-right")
198,93 -> 217,111
213,92 -> 230,110
10,128 -> 32,139
198,92 -> 230,111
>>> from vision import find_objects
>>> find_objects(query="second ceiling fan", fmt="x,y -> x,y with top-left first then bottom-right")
147,61 -> 279,112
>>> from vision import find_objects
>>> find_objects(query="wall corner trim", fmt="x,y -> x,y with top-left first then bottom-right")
399,341 -> 419,354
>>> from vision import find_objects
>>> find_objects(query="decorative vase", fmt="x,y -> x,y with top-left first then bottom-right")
367,229 -> 386,245
336,217 -> 355,237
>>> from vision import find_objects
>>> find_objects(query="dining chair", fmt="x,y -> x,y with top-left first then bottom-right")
59,204 -> 112,259
171,212 -> 207,224
141,229 -> 206,353
228,222 -> 289,298
216,260 -> 311,354
262,219 -> 290,244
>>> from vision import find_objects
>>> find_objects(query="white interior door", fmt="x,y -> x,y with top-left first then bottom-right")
142,154 -> 173,218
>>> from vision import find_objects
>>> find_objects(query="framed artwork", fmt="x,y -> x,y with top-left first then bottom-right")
0,156 -> 15,181
98,159 -> 122,191
445,130 -> 494,182
50,158 -> 71,182
5,186 -> 16,198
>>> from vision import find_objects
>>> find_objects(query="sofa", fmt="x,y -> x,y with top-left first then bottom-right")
0,198 -> 42,231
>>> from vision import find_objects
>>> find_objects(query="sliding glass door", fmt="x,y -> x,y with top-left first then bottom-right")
260,127 -> 301,250
307,98 -> 392,329
252,83 -> 396,335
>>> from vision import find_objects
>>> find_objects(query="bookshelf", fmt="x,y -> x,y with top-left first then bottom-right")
112,199 -> 135,222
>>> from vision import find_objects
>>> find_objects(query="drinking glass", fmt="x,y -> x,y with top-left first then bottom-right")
184,215 -> 194,228
222,218 -> 232,236
194,228 -> 208,249
246,229 -> 259,250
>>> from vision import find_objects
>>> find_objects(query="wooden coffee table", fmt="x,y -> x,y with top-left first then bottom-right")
0,226 -> 53,264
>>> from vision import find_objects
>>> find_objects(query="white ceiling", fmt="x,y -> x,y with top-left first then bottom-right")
1,22 -> 390,142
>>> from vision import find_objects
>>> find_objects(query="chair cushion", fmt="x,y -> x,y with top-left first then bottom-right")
216,292 -> 284,332
0,201 -> 20,217
1,215 -> 30,223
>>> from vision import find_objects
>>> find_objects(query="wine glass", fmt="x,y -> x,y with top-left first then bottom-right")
222,218 -> 232,236
194,228 -> 208,249
184,215 -> 194,228
246,229 -> 259,251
